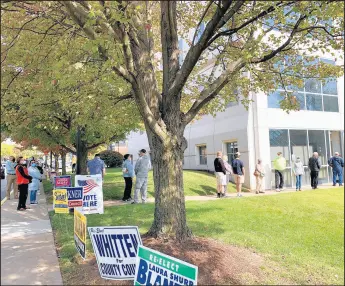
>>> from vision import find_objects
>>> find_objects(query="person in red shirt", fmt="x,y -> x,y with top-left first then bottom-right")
15,157 -> 32,211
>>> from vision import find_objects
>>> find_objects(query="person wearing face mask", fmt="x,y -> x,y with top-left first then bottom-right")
28,160 -> 42,204
5,156 -> 18,200
15,156 -> 33,211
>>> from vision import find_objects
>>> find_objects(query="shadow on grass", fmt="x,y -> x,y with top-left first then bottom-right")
189,185 -> 215,196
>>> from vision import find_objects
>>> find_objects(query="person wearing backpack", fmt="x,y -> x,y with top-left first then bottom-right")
293,157 -> 304,191
328,152 -> 344,186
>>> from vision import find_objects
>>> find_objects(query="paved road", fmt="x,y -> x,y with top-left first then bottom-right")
1,177 -> 7,200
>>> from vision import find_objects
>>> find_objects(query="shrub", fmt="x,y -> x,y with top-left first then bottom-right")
99,150 -> 123,168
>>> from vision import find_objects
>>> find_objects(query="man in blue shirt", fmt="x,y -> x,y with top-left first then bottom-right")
231,152 -> 245,197
87,154 -> 105,178
5,156 -> 18,199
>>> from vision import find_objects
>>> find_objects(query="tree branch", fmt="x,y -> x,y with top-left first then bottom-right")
250,14 -> 307,64
183,60 -> 245,126
43,129 -> 76,154
168,0 -> 244,99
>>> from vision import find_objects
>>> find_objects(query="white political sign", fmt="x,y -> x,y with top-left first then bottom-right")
88,226 -> 142,280
75,174 -> 104,214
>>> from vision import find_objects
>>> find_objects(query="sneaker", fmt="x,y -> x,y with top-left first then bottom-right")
280,188 -> 284,191
275,189 -> 280,192
256,191 -> 259,194
259,191 -> 265,193
340,184 -> 343,187
299,189 -> 302,191
217,193 -> 220,198
296,189 -> 298,192
237,193 -> 243,197
333,184 -> 337,186
131,202 -> 136,204
221,193 -> 225,198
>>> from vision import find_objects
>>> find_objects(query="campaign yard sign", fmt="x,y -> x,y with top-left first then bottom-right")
74,208 -> 87,259
88,226 -> 142,280
134,245 -> 198,286
66,187 -> 83,208
53,189 -> 68,213
75,175 -> 104,214
54,175 -> 72,189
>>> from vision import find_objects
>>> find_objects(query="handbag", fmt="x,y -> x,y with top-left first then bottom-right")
253,169 -> 260,177
122,167 -> 128,173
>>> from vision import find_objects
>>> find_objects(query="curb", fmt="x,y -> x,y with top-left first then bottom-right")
1,190 -> 13,206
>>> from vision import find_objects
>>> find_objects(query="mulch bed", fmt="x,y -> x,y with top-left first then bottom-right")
63,236 -> 269,285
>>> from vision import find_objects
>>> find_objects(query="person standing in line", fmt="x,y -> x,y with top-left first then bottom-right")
222,155 -> 233,197
132,149 -> 151,204
308,152 -> 321,189
122,154 -> 134,201
293,156 -> 304,191
15,157 -> 32,211
273,152 -> 287,192
5,156 -> 18,200
214,152 -> 226,198
328,152 -> 344,186
87,154 -> 106,178
71,156 -> 77,173
28,160 -> 42,204
254,159 -> 265,194
232,152 -> 245,197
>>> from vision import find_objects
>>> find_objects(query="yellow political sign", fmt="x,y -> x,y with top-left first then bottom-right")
74,208 -> 87,259
53,189 -> 68,214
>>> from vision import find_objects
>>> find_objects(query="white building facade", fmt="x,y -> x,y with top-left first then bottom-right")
127,53 -> 344,190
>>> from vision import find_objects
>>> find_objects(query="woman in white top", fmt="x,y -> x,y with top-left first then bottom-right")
293,156 -> 304,191
254,159 -> 265,194
222,155 -> 233,196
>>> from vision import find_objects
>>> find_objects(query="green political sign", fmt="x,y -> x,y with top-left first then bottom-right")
134,245 -> 198,285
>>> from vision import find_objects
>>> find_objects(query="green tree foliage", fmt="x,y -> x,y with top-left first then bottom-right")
99,150 -> 123,168
1,1 -> 344,239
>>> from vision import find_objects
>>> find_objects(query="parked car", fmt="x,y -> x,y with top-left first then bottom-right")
1,165 -> 5,180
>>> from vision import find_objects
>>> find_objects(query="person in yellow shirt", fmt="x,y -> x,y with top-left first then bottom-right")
273,152 -> 287,192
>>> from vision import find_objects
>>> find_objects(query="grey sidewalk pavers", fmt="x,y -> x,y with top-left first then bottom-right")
102,183 -> 339,207
1,185 -> 63,286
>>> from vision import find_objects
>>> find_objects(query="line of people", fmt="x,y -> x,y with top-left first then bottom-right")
5,156 -> 44,211
121,149 -> 151,204
214,150 -> 344,196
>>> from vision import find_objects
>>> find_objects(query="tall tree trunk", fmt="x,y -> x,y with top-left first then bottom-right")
76,127 -> 88,175
54,154 -> 59,173
146,127 -> 192,240
50,151 -> 53,169
61,151 -> 67,175
76,140 -> 88,175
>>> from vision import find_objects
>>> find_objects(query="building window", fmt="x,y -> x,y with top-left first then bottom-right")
268,57 -> 338,112
226,142 -> 238,163
198,145 -> 207,165
269,129 -> 332,187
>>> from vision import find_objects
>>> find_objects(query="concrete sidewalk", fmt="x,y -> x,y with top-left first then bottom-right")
103,183 -> 341,207
1,185 -> 63,285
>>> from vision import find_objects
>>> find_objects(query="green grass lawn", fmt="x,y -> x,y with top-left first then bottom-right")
50,188 -> 344,285
44,168 -> 240,201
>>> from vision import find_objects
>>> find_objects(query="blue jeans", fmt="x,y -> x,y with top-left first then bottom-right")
295,175 -> 302,190
333,170 -> 343,185
30,190 -> 38,204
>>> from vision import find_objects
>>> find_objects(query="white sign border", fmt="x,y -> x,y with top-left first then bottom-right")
88,226 -> 143,281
